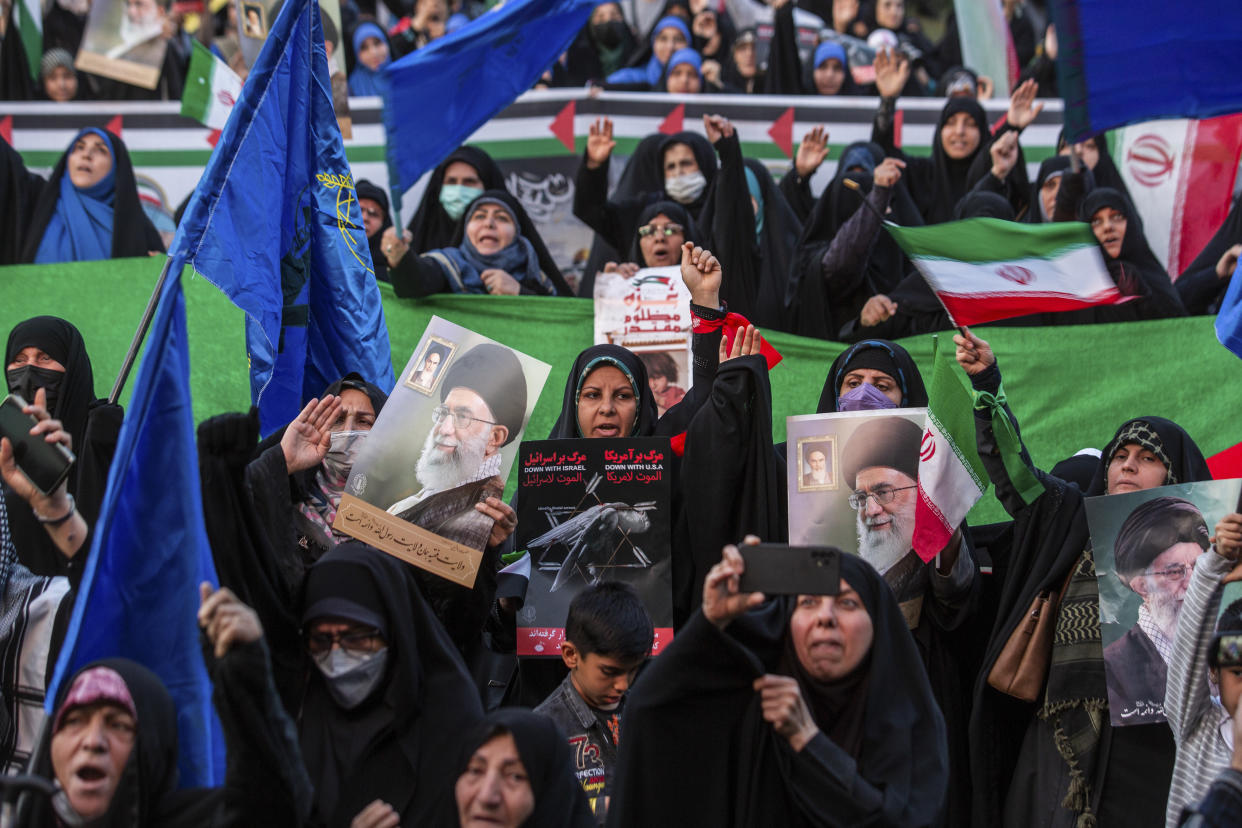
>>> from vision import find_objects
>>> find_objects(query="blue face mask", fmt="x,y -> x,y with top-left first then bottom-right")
439,184 -> 484,221
838,382 -> 898,411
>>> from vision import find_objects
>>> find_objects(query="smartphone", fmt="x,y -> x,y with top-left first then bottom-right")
0,394 -> 75,496
738,543 -> 842,596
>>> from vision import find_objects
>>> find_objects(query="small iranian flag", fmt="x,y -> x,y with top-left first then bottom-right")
886,218 -> 1120,327
1111,115 -> 1242,278
16,0 -> 42,82
181,41 -> 243,130
912,336 -> 987,563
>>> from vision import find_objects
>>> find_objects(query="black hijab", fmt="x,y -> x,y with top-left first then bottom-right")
32,658 -> 218,828
610,553 -> 948,827
658,131 -> 718,209
1084,416 -> 1212,497
628,200 -> 699,265
817,339 -> 928,413
1056,130 -> 1132,202
6,316 -> 97,450
445,189 -> 574,296
298,543 -> 483,826
906,97 -> 990,225
405,146 -> 506,256
1026,156 -> 1073,224
547,345 -> 660,439
456,709 -> 596,828
1079,188 -> 1185,313
1177,192 -> 1242,313
17,129 -> 163,263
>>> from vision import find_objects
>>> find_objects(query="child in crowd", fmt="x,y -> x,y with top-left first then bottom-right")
534,581 -> 653,825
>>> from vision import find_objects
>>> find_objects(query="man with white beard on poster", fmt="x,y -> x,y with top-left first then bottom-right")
1104,496 -> 1211,725
386,343 -> 528,551
840,416 -> 976,627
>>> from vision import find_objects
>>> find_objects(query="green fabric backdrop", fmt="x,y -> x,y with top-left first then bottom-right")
4,257 -> 1241,524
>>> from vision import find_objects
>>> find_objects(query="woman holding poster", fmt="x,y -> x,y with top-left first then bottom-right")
956,327 -> 1213,828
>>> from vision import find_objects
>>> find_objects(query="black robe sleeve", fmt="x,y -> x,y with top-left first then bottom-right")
0,135 -> 46,265
572,156 -> 637,255
388,252 -> 453,297
1177,267 -> 1232,315
707,131 -> 764,320
200,637 -> 313,828
779,167 -> 816,224
760,0 -> 803,95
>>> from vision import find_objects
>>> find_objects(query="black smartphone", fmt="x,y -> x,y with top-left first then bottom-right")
0,394 -> 75,496
738,543 -> 842,596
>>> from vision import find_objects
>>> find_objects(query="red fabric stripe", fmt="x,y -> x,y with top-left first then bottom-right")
912,491 -> 952,564
936,288 -> 1124,327
1175,114 -> 1242,277
518,627 -> 674,656
690,311 -> 783,369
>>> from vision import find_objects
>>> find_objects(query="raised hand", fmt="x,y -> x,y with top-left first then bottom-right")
1212,513 -> 1242,561
873,47 -> 910,99
585,118 -> 616,170
703,539 -> 765,628
989,129 -> 1020,181
198,584 -> 263,658
480,268 -> 521,295
1007,78 -> 1045,130
680,241 -> 722,308
702,113 -> 735,144
953,326 -> 996,376
720,325 -> 762,363
281,395 -> 342,474
859,294 -> 897,327
382,227 -> 412,268
873,157 -> 906,188
1216,243 -> 1242,278
795,126 -> 830,179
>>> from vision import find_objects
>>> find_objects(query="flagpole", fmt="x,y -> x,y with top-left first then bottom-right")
109,256 -> 175,405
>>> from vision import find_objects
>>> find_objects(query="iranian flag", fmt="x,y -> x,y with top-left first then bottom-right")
1111,115 -> 1242,278
180,41 -> 243,130
886,218 -> 1120,327
16,0 -> 42,81
912,336 -> 987,563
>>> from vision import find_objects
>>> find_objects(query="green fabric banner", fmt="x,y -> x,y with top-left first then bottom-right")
4,257 -> 1241,524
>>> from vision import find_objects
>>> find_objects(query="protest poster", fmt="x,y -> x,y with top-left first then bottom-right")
515,437 -> 674,657
237,0 -> 352,135
74,0 -> 170,89
786,408 -> 929,608
593,265 -> 692,417
335,316 -> 550,587
1086,478 -> 1242,727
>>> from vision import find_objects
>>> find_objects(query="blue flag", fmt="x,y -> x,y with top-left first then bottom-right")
47,261 -> 225,787
383,0 -> 595,206
1216,258 -> 1242,359
1051,0 -> 1242,141
177,0 -> 394,436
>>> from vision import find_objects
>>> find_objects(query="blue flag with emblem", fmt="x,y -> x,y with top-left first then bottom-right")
47,263 -> 225,787
1050,0 -> 1242,141
382,0 -> 596,209
178,0 -> 393,436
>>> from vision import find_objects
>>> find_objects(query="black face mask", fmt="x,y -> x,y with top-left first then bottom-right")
592,19 -> 628,49
6,365 -> 64,415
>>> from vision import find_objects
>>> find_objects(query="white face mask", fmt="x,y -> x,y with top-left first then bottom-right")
664,171 -> 707,204
322,430 -> 368,480
313,646 -> 389,709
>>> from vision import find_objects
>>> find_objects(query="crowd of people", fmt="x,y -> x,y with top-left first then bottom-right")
4,1 -> 1242,827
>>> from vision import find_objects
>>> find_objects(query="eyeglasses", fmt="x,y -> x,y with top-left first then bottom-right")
431,405 -> 498,430
637,223 -> 684,238
305,627 -> 383,655
1090,213 -> 1126,229
1147,560 -> 1197,583
847,484 -> 918,510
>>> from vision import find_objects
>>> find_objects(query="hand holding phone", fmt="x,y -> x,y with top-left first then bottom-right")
0,389 -> 76,505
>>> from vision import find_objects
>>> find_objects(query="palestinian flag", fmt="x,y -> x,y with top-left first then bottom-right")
886,218 -> 1120,327
16,0 -> 42,81
911,336 -> 987,563
180,41 -> 243,130
1111,115 -> 1242,278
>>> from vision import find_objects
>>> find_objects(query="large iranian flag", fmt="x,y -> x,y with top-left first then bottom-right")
180,41 -> 243,130
1110,115 -> 1242,278
911,337 -> 987,563
886,218 -> 1120,327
